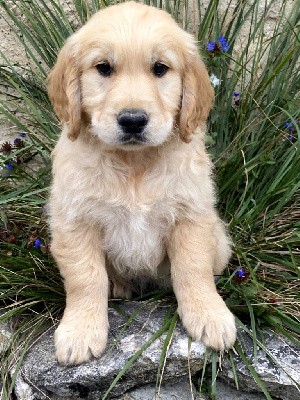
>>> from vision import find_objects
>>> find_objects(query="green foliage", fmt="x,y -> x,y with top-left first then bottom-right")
0,0 -> 299,399
201,0 -> 300,352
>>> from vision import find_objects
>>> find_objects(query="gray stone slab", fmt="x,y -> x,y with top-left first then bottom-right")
118,378 -> 200,400
219,327 -> 300,400
13,300 -> 207,399
0,311 -> 13,354
11,304 -> 300,400
215,378 -> 271,400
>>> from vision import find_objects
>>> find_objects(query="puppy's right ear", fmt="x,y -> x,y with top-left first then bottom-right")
47,38 -> 81,141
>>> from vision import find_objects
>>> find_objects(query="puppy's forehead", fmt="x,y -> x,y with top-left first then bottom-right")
75,3 -> 194,68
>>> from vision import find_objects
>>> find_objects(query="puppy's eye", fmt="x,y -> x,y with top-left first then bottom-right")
153,62 -> 169,77
96,62 -> 112,77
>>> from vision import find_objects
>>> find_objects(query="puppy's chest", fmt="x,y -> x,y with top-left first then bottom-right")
77,162 -> 199,273
99,196 -> 176,274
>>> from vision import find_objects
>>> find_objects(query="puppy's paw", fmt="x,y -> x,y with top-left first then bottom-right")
109,279 -> 132,300
179,300 -> 236,352
55,314 -> 108,365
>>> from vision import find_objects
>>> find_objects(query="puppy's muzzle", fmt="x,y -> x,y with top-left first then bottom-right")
117,109 -> 149,144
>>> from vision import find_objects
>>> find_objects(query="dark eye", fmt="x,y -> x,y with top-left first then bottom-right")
153,62 -> 169,77
96,62 -> 112,77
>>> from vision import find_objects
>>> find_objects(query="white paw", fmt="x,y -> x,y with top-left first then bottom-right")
55,313 -> 108,365
179,299 -> 236,352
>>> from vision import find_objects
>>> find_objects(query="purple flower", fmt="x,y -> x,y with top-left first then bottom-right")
13,138 -> 25,148
207,41 -> 216,51
218,36 -> 229,51
284,122 -> 292,128
207,37 -> 229,52
236,268 -> 245,278
218,36 -> 227,43
34,239 -> 41,249
19,132 -> 26,137
5,163 -> 13,170
233,92 -> 240,97
221,43 -> 229,51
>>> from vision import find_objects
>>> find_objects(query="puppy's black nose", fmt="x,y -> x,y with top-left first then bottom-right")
117,109 -> 148,135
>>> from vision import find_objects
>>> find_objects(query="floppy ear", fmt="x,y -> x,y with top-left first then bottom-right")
179,52 -> 214,143
47,38 -> 81,141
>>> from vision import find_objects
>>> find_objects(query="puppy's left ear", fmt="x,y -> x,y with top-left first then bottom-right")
179,51 -> 214,143
47,37 -> 81,141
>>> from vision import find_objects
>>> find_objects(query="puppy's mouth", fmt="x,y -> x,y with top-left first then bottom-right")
120,132 -> 148,145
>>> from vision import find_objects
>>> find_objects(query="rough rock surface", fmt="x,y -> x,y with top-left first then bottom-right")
13,300 -> 207,399
117,378 -> 270,400
0,317 -> 12,354
12,301 -> 300,400
0,311 -> 14,397
116,378 -> 203,400
213,379 -> 270,400
218,328 -> 300,400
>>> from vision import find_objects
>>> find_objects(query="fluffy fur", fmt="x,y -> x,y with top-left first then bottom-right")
47,1 -> 236,365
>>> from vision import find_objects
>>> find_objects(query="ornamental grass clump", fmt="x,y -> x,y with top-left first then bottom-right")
0,1 -> 299,399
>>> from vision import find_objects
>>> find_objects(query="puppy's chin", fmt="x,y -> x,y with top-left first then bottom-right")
102,138 -> 160,152
117,142 -> 150,151
91,124 -> 174,151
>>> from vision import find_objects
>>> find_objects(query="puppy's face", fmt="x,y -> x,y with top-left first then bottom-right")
80,21 -> 182,148
48,2 -> 214,148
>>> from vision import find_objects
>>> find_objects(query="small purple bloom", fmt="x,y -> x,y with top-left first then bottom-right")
284,122 -> 291,128
221,42 -> 229,51
34,239 -> 41,249
214,276 -> 220,283
288,135 -> 294,141
233,92 -> 240,97
14,138 -> 20,144
5,163 -> 13,170
218,36 -> 229,51
207,41 -> 216,51
236,268 -> 245,278
19,132 -> 26,137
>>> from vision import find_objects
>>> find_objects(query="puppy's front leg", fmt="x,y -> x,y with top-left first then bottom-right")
51,222 -> 108,365
167,216 -> 236,352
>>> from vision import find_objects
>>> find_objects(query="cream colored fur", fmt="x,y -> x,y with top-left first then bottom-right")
47,1 -> 236,365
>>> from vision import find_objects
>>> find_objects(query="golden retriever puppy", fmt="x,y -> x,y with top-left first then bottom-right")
47,1 -> 236,365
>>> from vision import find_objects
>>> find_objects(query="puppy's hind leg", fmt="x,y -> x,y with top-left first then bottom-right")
108,271 -> 132,300
51,221 -> 109,365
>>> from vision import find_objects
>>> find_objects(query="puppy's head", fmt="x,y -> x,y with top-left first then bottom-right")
47,1 -> 214,148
